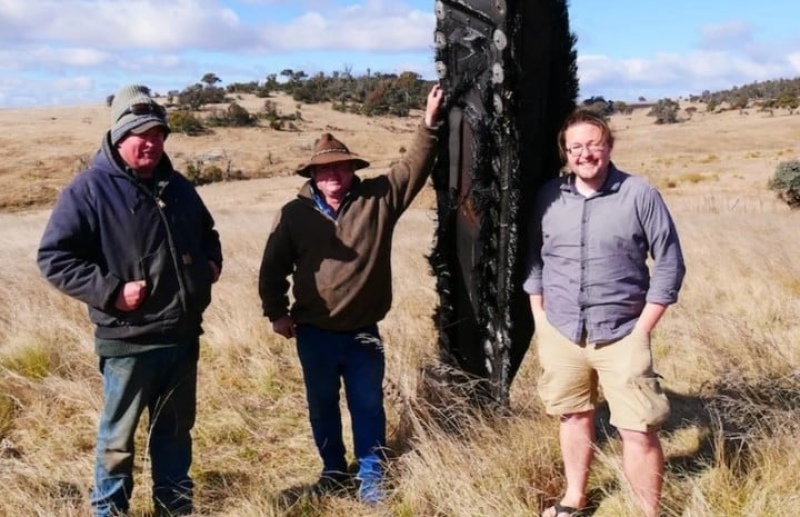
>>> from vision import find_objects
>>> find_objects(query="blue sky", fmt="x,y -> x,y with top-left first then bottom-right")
1,0 -> 799,108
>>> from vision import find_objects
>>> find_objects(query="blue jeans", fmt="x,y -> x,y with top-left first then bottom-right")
295,324 -> 386,484
91,340 -> 199,517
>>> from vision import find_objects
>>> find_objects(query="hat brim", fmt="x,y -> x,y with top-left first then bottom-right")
130,120 -> 169,135
296,156 -> 370,178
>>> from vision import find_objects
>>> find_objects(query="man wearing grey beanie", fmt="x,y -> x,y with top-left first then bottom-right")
38,84 -> 222,517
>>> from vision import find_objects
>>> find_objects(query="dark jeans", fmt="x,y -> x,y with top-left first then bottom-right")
91,340 -> 199,517
295,324 -> 386,484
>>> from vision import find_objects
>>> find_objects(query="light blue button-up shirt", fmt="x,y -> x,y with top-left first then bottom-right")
523,164 -> 686,344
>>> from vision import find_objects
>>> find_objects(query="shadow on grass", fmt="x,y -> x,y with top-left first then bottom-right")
398,369 -> 800,516
591,372 -> 800,514
593,387 -> 753,480
274,465 -> 360,516
192,469 -> 251,514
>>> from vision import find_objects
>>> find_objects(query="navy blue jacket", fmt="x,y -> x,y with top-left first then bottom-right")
38,134 -> 222,347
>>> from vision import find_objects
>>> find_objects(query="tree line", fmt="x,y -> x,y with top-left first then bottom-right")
110,71 -> 800,130
165,69 -> 434,118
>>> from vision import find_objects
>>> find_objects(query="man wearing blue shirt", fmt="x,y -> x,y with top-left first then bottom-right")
524,109 -> 685,517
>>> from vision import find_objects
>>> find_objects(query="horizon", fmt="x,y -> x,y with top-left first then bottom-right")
2,0 -> 800,108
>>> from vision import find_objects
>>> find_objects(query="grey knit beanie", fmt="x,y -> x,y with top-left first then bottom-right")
109,84 -> 170,145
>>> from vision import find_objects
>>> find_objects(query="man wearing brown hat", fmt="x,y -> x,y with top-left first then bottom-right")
259,84 -> 444,504
38,84 -> 222,517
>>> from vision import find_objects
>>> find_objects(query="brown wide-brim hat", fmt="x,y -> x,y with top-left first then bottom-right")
295,132 -> 370,178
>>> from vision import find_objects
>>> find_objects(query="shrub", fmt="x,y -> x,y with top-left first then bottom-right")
262,101 -> 279,122
768,159 -> 800,209
184,158 -> 247,186
186,162 -> 223,186
581,96 -> 613,117
227,103 -> 255,126
168,110 -> 206,136
613,101 -> 634,115
205,103 -> 256,127
647,98 -> 680,124
176,83 -> 227,110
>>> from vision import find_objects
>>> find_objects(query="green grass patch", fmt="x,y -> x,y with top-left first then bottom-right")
1,342 -> 52,380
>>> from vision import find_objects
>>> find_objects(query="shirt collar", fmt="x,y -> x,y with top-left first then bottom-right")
560,161 -> 623,196
309,177 -> 359,219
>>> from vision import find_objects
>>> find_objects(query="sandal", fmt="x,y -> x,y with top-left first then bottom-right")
542,502 -> 587,517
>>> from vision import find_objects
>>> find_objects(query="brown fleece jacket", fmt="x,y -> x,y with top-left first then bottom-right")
258,123 -> 439,331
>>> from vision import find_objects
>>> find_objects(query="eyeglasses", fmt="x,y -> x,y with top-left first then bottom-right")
116,103 -> 166,122
566,143 -> 607,156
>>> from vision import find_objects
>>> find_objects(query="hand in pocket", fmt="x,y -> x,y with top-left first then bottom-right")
115,280 -> 147,311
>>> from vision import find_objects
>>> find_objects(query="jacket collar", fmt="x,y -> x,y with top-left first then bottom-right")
98,131 -> 174,186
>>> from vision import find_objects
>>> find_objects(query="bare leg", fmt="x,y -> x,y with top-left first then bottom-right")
618,428 -> 663,517
543,410 -> 595,516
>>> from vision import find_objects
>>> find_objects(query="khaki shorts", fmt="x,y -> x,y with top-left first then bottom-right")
535,314 -> 670,432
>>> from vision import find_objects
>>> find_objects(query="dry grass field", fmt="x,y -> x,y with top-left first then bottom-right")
1,95 -> 799,517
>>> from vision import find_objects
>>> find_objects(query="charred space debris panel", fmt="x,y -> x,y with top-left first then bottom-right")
429,0 -> 579,404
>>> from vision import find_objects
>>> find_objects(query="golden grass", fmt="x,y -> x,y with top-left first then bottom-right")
0,98 -> 799,516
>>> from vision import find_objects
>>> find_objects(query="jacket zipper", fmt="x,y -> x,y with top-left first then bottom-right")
132,175 -> 190,315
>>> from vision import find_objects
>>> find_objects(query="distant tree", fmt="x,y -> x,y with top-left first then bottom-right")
647,98 -> 680,124
613,101 -> 633,115
258,74 -> 280,97
166,90 -> 180,106
279,69 -> 308,94
729,94 -> 748,110
106,94 -> 114,107
201,73 -> 221,88
362,85 -> 389,116
638,96 -> 646,102
582,95 -> 606,105
226,81 -> 259,94
177,83 -> 225,110
397,71 -> 422,92
581,96 -> 613,116
777,93 -> 799,114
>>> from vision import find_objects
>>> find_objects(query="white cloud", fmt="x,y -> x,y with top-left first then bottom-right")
788,52 -> 800,71
579,39 -> 800,101
8,46 -> 112,68
0,75 -> 98,107
0,0 -> 433,53
0,0 -> 251,50
700,21 -> 752,50
263,6 -> 434,52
